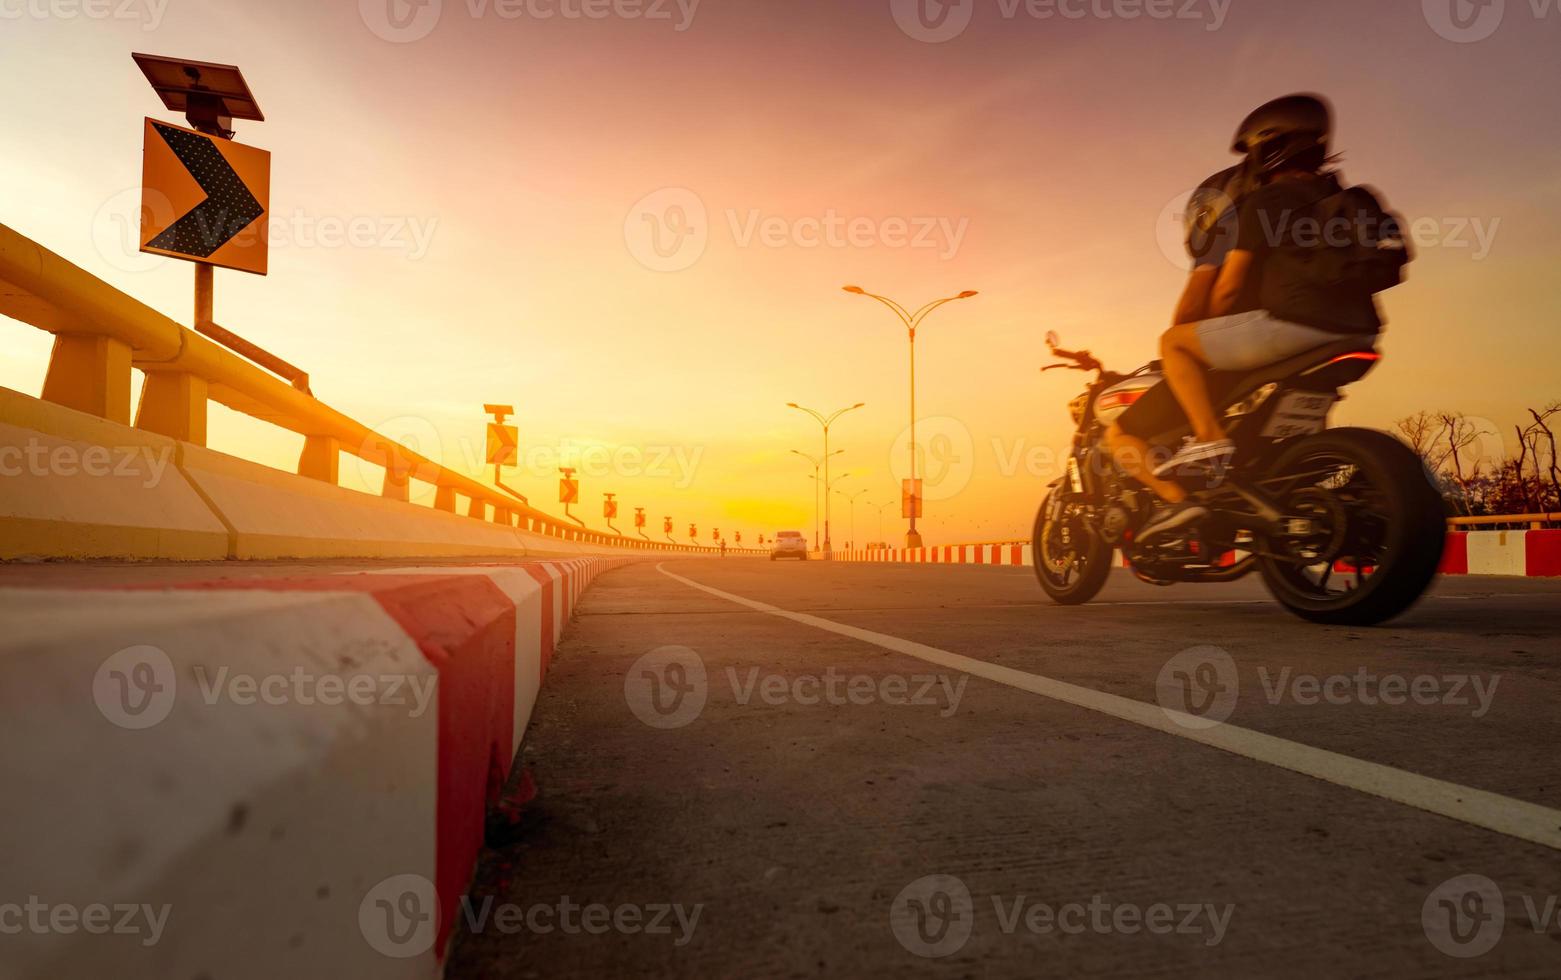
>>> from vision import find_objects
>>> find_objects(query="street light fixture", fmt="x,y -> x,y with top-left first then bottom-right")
790,448 -> 842,548
787,401 -> 864,553
835,487 -> 868,550
843,287 -> 977,547
865,499 -> 894,545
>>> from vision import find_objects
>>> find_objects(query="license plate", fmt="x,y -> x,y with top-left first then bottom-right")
1261,391 -> 1336,438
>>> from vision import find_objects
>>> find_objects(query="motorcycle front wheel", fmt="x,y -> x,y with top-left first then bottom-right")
1032,490 -> 1113,605
1255,427 -> 1445,626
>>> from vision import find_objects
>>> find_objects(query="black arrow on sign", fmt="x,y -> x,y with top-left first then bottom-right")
146,122 -> 264,258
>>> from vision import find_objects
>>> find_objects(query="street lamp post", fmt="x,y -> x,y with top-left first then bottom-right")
866,499 -> 893,545
835,488 -> 867,551
787,401 -> 864,553
843,287 -> 977,548
790,447 -> 841,550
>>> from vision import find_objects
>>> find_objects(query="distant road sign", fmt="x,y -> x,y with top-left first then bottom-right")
604,498 -> 618,520
140,118 -> 270,275
636,510 -> 647,529
486,423 -> 518,465
559,477 -> 579,504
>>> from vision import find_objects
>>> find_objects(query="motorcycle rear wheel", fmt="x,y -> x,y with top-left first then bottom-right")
1256,428 -> 1445,625
1033,491 -> 1113,605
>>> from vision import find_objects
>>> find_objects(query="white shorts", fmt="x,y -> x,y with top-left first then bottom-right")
1194,310 -> 1345,372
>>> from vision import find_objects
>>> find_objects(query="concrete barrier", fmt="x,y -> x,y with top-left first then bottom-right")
0,385 -> 229,559
0,385 -> 641,561
0,556 -> 631,979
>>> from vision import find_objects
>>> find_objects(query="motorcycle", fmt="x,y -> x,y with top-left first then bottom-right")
1032,331 -> 1446,625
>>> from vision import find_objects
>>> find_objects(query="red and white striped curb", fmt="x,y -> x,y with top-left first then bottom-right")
0,556 -> 635,980
826,530 -> 1561,578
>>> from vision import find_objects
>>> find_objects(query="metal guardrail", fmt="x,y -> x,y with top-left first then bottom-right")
0,222 -> 753,554
1448,513 -> 1561,530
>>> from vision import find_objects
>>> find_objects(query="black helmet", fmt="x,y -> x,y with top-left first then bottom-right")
1233,94 -> 1332,174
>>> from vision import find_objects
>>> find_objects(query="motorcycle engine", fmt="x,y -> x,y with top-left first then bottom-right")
1100,505 -> 1130,545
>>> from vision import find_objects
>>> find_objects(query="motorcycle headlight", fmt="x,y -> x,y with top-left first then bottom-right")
1068,393 -> 1088,425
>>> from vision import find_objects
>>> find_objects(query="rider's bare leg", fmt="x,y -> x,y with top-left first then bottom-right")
1160,322 -> 1227,444
1105,423 -> 1186,503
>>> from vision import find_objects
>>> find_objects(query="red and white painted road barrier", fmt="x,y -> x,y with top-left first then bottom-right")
829,543 -> 1033,566
827,530 -> 1561,578
1440,529 -> 1561,578
0,556 -> 635,980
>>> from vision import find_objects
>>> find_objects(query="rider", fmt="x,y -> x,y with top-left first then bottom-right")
1110,94 -> 1408,543
1099,159 -> 1250,525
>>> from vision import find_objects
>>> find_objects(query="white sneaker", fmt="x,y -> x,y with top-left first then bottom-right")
1153,438 -> 1235,478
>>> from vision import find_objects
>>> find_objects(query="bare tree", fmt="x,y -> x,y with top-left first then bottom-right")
1529,403 -> 1560,507
1434,412 -> 1486,514
1394,410 -> 1439,462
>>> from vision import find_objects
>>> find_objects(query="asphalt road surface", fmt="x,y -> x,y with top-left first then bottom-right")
444,559 -> 1561,978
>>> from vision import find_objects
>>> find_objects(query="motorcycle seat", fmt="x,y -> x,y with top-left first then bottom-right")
1207,337 -> 1379,406
1119,337 -> 1378,444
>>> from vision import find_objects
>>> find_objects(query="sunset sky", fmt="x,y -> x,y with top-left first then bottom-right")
3,0 -> 1558,544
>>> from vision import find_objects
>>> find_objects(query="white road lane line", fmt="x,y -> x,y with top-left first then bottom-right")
657,563 -> 1561,852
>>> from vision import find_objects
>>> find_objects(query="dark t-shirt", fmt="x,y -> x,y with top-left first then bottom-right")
1233,174 -> 1382,335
